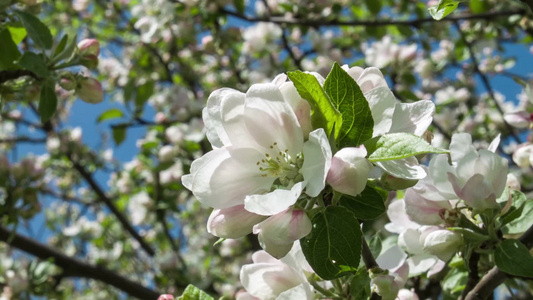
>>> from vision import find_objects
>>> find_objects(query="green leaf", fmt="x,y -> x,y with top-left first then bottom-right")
502,200 -> 533,235
14,10 -> 53,49
0,29 -> 21,70
38,83 -> 57,122
51,34 -> 77,64
368,234 -> 382,258
300,206 -> 362,280
364,0 -> 382,14
234,0 -> 245,14
287,70 -> 342,138
339,185 -> 386,220
499,189 -> 528,227
97,108 -> 124,123
53,34 -> 69,58
323,62 -> 373,147
7,26 -> 27,45
112,126 -> 126,146
18,52 -> 49,77
442,266 -> 467,296
135,81 -> 155,114
428,0 -> 462,20
495,239 -> 533,278
365,133 -> 449,162
350,268 -> 371,299
177,284 -> 214,300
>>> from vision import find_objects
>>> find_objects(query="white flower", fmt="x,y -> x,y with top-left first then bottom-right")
239,242 -> 314,300
423,230 -> 463,261
128,191 -> 151,225
182,83 -> 331,217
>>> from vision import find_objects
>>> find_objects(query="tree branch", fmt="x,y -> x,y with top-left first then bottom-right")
0,226 -> 160,300
218,8 -> 526,28
464,223 -> 533,300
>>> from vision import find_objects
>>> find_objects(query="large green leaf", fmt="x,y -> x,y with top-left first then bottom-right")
300,206 -> 362,280
177,284 -> 214,300
18,52 -> 49,77
428,0 -> 463,20
323,62 -> 373,147
498,189 -> 528,227
14,10 -> 53,49
339,185 -> 386,220
38,83 -> 57,122
365,133 -> 449,162
0,29 -> 21,70
287,70 -> 342,138
495,239 -> 533,278
97,108 -> 124,123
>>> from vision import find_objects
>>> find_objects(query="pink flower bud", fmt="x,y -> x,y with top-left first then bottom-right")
327,147 -> 372,197
76,77 -> 104,104
80,54 -> 99,69
207,205 -> 267,239
59,77 -> 76,91
77,39 -> 100,57
157,295 -> 174,300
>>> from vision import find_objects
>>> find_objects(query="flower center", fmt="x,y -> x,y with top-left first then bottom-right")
257,142 -> 304,187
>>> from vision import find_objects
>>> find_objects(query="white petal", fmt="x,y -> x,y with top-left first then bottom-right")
449,133 -> 477,164
203,88 -> 245,148
376,245 -> 407,270
407,254 -> 438,277
385,199 -> 420,234
244,83 -> 303,156
356,67 -> 388,93
377,157 -> 426,180
240,263 -> 301,299
279,82 -> 312,138
413,156 -> 457,201
190,147 -> 274,209
404,189 -> 451,225
245,183 -> 304,216
301,128 -> 332,197
364,87 -> 396,137
207,205 -> 267,238
488,134 -> 501,153
277,283 -> 314,300
389,100 -> 435,136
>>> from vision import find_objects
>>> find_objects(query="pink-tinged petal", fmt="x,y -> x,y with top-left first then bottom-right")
385,199 -> 420,234
364,87 -> 396,137
404,189 -> 451,225
449,133 -> 477,164
427,259 -> 446,278
389,100 -> 435,136
157,294 -> 174,300
252,250 -> 281,264
413,156 -> 457,201
189,147 -> 274,209
376,245 -> 408,271
504,111 -> 530,129
392,262 -> 410,288
253,209 -> 312,258
244,83 -> 303,156
406,254 -> 438,277
245,182 -> 304,216
272,73 -> 287,87
327,146 -> 372,197
397,289 -> 419,300
203,88 -> 245,148
279,82 -> 312,139
377,157 -> 426,180
207,205 -> 267,239
277,283 -> 314,300
301,128 -> 332,197
356,67 -> 389,93
236,291 -> 259,300
451,173 -> 499,210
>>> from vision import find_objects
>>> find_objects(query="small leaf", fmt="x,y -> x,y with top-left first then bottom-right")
0,29 -> 21,69
97,108 -> 124,123
502,200 -> 533,235
368,234 -> 382,258
177,284 -> 214,300
7,26 -> 27,45
135,81 -> 154,114
428,0 -> 459,20
234,0 -> 245,14
38,83 -> 57,122
14,10 -> 53,49
495,239 -> 533,278
53,34 -> 69,58
300,206 -> 362,280
287,70 -> 342,138
499,189 -> 528,227
350,268 -> 371,299
51,34 -> 78,64
365,133 -> 449,162
323,62 -> 374,148
339,185 -> 386,220
112,126 -> 126,146
18,52 -> 49,77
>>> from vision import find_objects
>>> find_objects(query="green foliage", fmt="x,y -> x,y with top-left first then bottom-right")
323,62 -> 374,148
7,26 -> 27,45
494,239 -> 533,278
365,133 -> 449,162
18,52 -> 49,77
501,199 -> 533,235
498,189 -> 528,227
112,126 -> 127,146
14,9 -> 53,49
287,70 -> 342,138
0,29 -> 21,70
428,0 -> 464,20
97,108 -> 124,123
38,82 -> 57,122
177,284 -> 214,300
349,268 -> 371,299
300,206 -> 362,280
339,185 -> 386,220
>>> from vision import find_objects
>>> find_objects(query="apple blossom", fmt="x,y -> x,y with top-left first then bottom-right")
423,230 -> 463,261
76,77 -> 104,104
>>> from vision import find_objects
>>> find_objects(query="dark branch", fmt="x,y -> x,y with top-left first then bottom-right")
0,136 -> 47,144
0,226 -> 160,300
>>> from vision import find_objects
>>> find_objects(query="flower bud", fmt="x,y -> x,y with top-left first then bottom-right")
253,209 -> 312,259
77,39 -> 100,57
327,147 -> 372,197
207,205 -> 267,239
423,230 -> 462,261
76,77 -> 104,103
80,54 -> 99,69
157,295 -> 174,300
59,73 -> 77,91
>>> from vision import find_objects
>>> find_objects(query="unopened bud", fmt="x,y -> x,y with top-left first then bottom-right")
157,295 -> 174,300
76,77 -> 104,104
77,39 -> 100,57
327,147 -> 372,197
80,54 -> 99,69
59,74 -> 77,91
